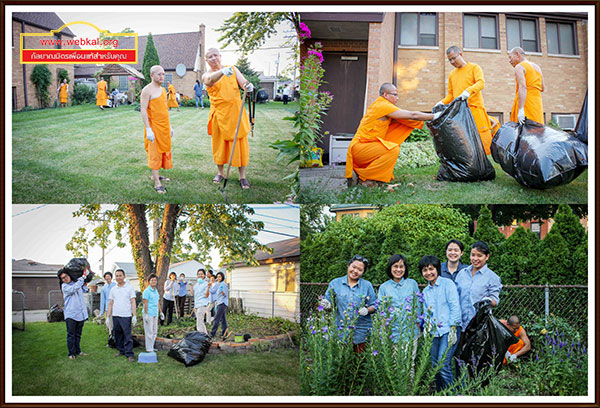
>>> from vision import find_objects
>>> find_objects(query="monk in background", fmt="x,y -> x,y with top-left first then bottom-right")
58,78 -> 68,108
140,65 -> 173,194
203,48 -> 254,189
435,46 -> 499,155
500,316 -> 531,364
96,77 -> 108,111
167,81 -> 180,112
345,83 -> 440,187
508,47 -> 545,124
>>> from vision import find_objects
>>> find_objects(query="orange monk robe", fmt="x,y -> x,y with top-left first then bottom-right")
503,326 -> 525,364
441,62 -> 498,155
511,61 -> 544,124
206,66 -> 250,167
167,84 -> 179,108
59,84 -> 68,103
96,80 -> 107,106
144,88 -> 173,170
345,96 -> 423,183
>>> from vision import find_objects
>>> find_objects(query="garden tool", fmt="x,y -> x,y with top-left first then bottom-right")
247,88 -> 256,137
219,87 -> 248,201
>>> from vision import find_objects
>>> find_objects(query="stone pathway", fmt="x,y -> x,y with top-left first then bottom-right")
300,165 -> 347,193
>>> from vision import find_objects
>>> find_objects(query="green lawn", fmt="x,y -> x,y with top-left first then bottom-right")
299,141 -> 588,204
12,102 -> 297,203
12,322 -> 299,396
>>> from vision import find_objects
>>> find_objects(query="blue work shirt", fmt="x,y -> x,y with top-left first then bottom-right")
100,281 -> 115,315
194,82 -> 204,97
440,261 -> 468,283
193,280 -> 209,308
178,279 -> 188,297
208,281 -> 218,303
142,286 -> 160,317
325,276 -> 377,344
455,264 -> 502,330
377,278 -> 421,343
215,282 -> 229,307
422,276 -> 461,337
62,277 -> 89,321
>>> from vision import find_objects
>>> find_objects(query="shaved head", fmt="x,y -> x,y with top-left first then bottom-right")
379,83 -> 396,96
150,65 -> 164,76
508,315 -> 520,326
206,47 -> 220,56
509,47 -> 525,57
446,45 -> 462,55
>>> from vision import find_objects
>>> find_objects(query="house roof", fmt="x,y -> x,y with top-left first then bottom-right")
13,12 -> 75,37
98,64 -> 144,79
74,64 -> 102,78
117,31 -> 201,71
329,204 -> 379,212
234,237 -> 300,267
111,262 -> 137,279
12,259 -> 64,275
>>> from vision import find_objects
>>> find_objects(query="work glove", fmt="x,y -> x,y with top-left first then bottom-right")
517,108 -> 525,124
245,82 -> 255,92
448,326 -> 458,347
509,353 -> 517,362
83,269 -> 89,278
434,101 -> 444,108
481,296 -> 493,306
432,111 -> 442,121
132,316 -> 137,327
459,90 -> 470,100
106,316 -> 113,331
146,127 -> 155,142
358,307 -> 369,316
318,298 -> 331,310
221,66 -> 234,77
160,312 -> 165,320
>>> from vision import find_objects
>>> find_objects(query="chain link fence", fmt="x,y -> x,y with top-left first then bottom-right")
300,283 -> 588,337
12,290 -> 26,331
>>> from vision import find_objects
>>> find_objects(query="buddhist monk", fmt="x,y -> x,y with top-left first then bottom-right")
345,83 -> 440,187
96,76 -> 107,111
435,46 -> 499,155
500,316 -> 531,364
57,78 -> 68,108
202,48 -> 254,189
508,47 -> 545,124
140,65 -> 173,194
167,82 -> 180,112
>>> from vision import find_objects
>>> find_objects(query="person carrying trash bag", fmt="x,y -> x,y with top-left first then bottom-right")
319,255 -> 377,353
499,315 -> 531,364
58,267 -> 90,360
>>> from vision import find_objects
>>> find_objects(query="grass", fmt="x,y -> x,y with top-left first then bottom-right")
12,322 -> 299,396
12,102 -> 298,203
299,141 -> 588,204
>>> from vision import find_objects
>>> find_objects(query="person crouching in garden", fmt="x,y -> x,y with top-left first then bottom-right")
58,269 -> 89,360
209,272 -> 230,339
420,255 -> 461,391
319,255 -> 377,353
191,268 -> 210,334
142,274 -> 160,353
107,269 -> 137,362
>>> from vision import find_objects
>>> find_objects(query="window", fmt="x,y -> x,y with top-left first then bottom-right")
54,34 -> 61,49
162,74 -> 173,89
488,112 -> 504,127
551,113 -> 578,130
506,17 -> 539,53
118,76 -> 128,92
463,14 -> 499,50
530,221 -> 541,239
398,13 -> 438,46
275,264 -> 296,292
546,21 -> 577,55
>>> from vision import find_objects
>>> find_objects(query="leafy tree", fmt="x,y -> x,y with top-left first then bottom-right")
141,33 -> 160,87
452,204 -> 588,227
550,204 -> 587,254
497,226 -> 540,284
71,83 -> 95,105
30,64 -> 52,108
236,55 -> 260,90
66,204 -> 268,293
571,235 -> 587,285
472,205 -> 505,272
99,27 -> 135,49
57,69 -> 70,84
532,230 -> 571,285
217,12 -> 300,54
300,204 -> 331,241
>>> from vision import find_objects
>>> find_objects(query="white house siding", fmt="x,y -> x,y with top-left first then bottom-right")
229,262 -> 300,321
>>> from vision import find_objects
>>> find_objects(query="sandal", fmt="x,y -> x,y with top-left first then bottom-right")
149,176 -> 170,182
239,178 -> 251,189
154,185 -> 167,194
212,174 -> 224,184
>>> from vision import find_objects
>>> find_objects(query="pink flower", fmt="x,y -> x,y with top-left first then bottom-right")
308,49 -> 324,64
299,22 -> 312,39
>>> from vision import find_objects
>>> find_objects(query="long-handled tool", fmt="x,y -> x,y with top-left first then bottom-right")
247,89 -> 256,137
219,88 -> 248,199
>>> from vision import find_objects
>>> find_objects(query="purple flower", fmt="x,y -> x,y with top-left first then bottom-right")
308,49 -> 324,63
535,353 -> 539,362
437,321 -> 444,328
311,329 -> 316,334
389,334 -> 394,339
298,22 -> 311,39
380,311 -> 385,316
372,350 -> 379,356
385,318 -> 391,327
348,325 -> 355,330
322,326 -> 328,333
388,306 -> 394,313
405,305 -> 412,313
583,346 -> 587,354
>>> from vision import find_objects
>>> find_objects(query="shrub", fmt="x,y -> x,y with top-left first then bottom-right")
473,205 -> 505,272
57,69 -> 70,84
497,226 -> 539,284
71,84 -> 96,105
30,65 -> 53,108
405,127 -> 431,142
532,231 -> 571,284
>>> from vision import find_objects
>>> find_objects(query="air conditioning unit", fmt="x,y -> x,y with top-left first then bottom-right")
555,114 -> 577,130
329,133 -> 354,165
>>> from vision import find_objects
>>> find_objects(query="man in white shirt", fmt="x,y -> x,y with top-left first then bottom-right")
107,269 -> 137,362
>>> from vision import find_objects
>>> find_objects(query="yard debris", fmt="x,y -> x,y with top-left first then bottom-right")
58,258 -> 95,284
168,331 -> 212,367
47,304 -> 64,322
427,99 -> 495,182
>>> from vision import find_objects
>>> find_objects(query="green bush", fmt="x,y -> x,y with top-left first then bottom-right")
473,205 -> 506,272
532,231 -> 571,284
396,140 -> 438,169
71,84 -> 96,105
30,65 -> 53,108
497,226 -> 539,284
57,69 -> 70,84
405,126 -> 431,142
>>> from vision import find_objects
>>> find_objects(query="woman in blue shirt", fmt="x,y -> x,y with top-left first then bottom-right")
209,272 -> 229,339
320,255 -> 377,353
441,239 -> 468,283
420,255 -> 461,391
377,254 -> 420,344
58,270 -> 89,360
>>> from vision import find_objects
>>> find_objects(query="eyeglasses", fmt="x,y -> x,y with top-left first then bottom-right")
351,255 -> 369,266
386,92 -> 398,96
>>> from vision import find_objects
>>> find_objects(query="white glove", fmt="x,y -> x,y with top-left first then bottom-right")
83,269 -> 89,278
432,111 -> 442,121
517,108 -> 525,124
448,326 -> 457,347
319,298 -> 331,310
160,312 -> 165,320
509,353 -> 517,362
132,316 -> 137,327
146,127 -> 155,142
434,101 -> 444,108
482,296 -> 493,305
358,307 -> 369,316
459,90 -> 470,100
106,316 -> 113,331
245,82 -> 255,92
221,66 -> 234,77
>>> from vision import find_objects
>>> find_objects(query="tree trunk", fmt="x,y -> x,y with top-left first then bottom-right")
126,204 -> 153,292
155,204 -> 180,298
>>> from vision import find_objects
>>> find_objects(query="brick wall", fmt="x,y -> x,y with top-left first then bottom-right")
365,13 -> 396,106
393,12 -> 587,123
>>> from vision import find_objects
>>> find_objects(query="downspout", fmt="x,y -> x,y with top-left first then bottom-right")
22,21 -> 28,107
392,13 -> 398,87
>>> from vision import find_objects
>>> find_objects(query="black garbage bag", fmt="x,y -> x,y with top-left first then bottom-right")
47,304 -> 64,322
58,258 -> 95,284
107,332 -> 141,348
572,91 -> 588,144
256,89 -> 269,104
491,119 -> 588,189
168,331 -> 212,367
455,303 -> 518,377
427,99 -> 495,182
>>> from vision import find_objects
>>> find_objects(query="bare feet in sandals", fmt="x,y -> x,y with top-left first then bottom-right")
239,178 -> 251,189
